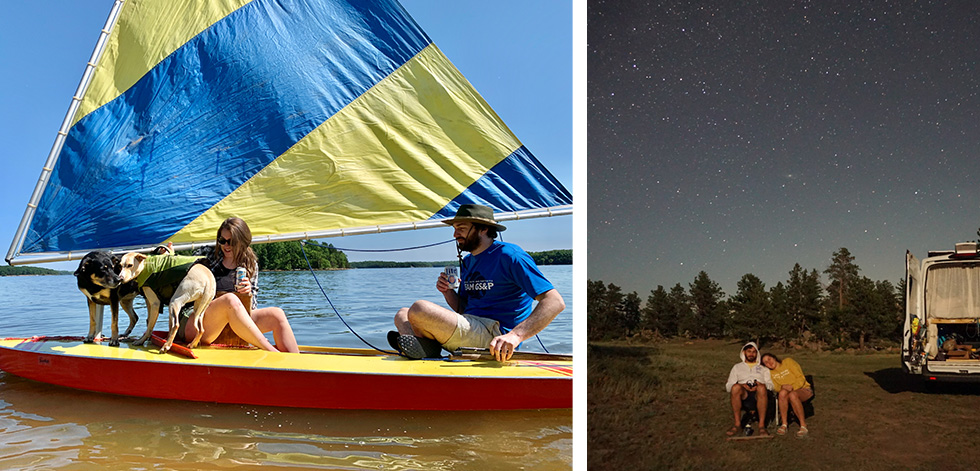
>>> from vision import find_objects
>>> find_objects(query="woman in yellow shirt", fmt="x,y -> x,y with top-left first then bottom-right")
761,353 -> 813,437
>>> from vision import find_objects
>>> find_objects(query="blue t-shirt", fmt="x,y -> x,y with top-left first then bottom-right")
458,241 -> 555,331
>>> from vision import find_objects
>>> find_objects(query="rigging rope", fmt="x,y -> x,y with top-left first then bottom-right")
301,236 -> 555,356
325,239 -> 455,253
300,241 -> 395,355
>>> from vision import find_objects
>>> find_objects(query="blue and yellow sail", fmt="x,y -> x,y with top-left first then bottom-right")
8,0 -> 571,263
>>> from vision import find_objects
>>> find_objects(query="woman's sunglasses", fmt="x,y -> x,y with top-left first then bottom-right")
217,236 -> 233,246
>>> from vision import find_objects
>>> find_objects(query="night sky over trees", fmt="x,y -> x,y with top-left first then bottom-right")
588,0 -> 980,295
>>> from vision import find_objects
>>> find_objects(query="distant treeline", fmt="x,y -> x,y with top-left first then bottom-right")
530,249 -> 572,265
350,249 -> 571,268
2,243 -> 566,275
251,240 -> 349,270
0,266 -> 68,276
589,247 -> 903,350
180,240 -> 349,270
352,261 -> 457,268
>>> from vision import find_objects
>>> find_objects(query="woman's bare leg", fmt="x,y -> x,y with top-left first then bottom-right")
789,388 -> 813,428
185,294 -> 278,352
778,388 -> 790,426
251,306 -> 299,353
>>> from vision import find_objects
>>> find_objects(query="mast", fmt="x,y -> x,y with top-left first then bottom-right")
5,0 -> 126,265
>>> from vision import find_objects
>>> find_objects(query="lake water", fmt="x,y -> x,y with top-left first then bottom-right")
0,266 -> 572,470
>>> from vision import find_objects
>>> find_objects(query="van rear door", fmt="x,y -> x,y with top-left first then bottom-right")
902,250 -> 921,372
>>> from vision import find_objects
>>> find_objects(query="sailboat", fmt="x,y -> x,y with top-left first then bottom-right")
0,0 -> 572,410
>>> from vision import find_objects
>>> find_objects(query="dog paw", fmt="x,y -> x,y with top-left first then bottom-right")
160,342 -> 172,353
109,338 -> 120,347
84,337 -> 95,344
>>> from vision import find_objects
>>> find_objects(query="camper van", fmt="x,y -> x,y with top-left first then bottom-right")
902,242 -> 980,382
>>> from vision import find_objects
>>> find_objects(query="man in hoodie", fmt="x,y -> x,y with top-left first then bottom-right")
725,342 -> 773,436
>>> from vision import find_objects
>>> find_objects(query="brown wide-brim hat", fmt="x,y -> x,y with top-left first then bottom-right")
441,204 -> 507,231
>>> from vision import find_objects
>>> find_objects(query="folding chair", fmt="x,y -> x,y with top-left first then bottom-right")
774,374 -> 815,425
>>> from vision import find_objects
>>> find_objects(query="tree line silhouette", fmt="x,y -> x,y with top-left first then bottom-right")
251,240 -> 349,270
588,247 -> 904,349
349,249 -> 571,268
0,265 -> 65,276
178,240 -> 350,270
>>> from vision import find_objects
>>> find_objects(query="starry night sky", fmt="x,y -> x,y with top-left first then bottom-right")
588,0 -> 980,297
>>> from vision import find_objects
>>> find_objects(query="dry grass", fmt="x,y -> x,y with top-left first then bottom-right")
588,339 -> 980,470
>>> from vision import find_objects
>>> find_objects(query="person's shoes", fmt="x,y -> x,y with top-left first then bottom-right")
390,331 -> 443,359
387,331 -> 401,351
776,424 -> 788,436
726,426 -> 739,437
796,426 -> 809,438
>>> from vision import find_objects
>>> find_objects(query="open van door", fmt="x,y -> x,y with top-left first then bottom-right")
902,250 -> 921,373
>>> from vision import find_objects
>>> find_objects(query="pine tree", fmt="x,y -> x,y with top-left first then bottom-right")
587,280 -> 613,340
876,279 -> 902,342
620,292 -> 643,337
802,269 -> 824,334
688,271 -> 726,338
769,281 -> 791,342
643,286 -> 675,336
728,274 -> 770,342
824,247 -> 860,310
786,264 -> 824,340
669,283 -> 691,337
848,276 -> 879,349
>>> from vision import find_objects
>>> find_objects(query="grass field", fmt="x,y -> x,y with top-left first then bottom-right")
588,339 -> 980,470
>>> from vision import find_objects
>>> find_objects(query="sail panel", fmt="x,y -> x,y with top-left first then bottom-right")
13,0 -> 572,262
170,44 -> 528,243
72,0 -> 252,128
21,0 -> 431,254
433,145 -> 574,219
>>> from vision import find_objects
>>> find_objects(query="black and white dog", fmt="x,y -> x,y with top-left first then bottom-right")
74,251 -> 139,346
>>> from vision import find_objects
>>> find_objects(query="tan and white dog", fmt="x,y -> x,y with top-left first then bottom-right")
117,252 -> 216,353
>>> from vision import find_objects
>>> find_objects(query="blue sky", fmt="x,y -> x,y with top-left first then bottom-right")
0,0 -> 575,271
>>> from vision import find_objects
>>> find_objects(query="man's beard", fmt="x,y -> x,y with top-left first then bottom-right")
457,230 -> 481,252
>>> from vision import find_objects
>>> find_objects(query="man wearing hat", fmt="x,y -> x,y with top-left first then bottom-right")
390,204 -> 565,361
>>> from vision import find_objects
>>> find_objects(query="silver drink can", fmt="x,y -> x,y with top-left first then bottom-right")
444,266 -> 460,289
235,267 -> 247,289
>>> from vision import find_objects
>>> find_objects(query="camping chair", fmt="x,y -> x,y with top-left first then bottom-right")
740,387 -> 777,430
775,374 -> 815,426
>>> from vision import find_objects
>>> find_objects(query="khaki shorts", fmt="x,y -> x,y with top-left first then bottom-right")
442,313 -> 503,351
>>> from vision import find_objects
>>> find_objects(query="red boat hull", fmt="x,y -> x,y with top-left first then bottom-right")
0,337 -> 572,410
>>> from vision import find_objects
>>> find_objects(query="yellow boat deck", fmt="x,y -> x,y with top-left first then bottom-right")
0,337 -> 573,379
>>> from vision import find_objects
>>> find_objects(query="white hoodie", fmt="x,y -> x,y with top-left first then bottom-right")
724,341 -> 773,392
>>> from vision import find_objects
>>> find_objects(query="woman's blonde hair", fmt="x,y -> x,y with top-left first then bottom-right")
216,217 -> 258,278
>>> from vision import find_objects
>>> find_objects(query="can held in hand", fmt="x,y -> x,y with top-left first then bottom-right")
235,267 -> 247,290
444,266 -> 460,290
